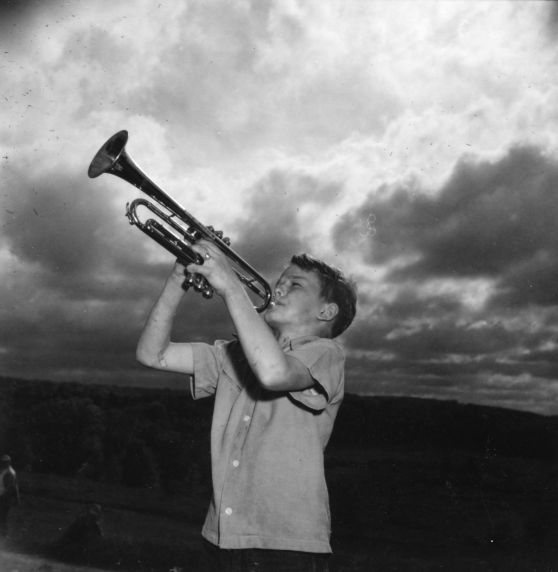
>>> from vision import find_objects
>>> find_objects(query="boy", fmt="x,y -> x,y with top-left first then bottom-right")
136,239 -> 357,571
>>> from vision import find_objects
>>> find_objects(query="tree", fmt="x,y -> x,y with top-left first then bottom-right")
28,398 -> 105,475
121,439 -> 157,487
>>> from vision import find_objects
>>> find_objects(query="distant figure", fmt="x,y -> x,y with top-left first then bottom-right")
0,454 -> 20,538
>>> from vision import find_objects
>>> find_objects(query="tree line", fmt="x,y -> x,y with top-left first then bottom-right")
0,377 -> 213,491
0,377 -> 556,492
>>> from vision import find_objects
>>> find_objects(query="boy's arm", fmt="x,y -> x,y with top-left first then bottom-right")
187,241 -> 314,392
136,262 -> 194,374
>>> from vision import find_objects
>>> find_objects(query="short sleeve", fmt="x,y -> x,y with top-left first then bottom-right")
288,339 -> 345,412
191,340 -> 229,399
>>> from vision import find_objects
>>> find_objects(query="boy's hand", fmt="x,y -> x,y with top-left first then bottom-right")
187,239 -> 242,300
165,260 -> 190,290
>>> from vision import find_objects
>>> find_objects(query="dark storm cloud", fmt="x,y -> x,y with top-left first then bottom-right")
493,248 -> 558,308
0,0 -> 40,22
345,288 -> 519,360
335,145 -> 558,309
346,349 -> 557,415
1,155 -> 308,386
4,171 -> 106,277
0,263 -> 231,387
233,169 -> 343,277
1,163 -> 175,301
547,0 -> 558,31
341,269 -> 558,414
332,145 -> 558,413
0,161 -> 193,384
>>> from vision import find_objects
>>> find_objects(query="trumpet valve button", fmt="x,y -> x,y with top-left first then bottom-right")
193,275 -> 206,289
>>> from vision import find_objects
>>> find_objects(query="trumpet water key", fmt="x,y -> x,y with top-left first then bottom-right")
88,130 -> 273,312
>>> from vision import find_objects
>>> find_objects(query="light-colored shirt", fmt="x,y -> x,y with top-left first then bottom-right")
190,335 -> 345,553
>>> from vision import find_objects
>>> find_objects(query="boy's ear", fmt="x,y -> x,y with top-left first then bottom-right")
318,302 -> 339,323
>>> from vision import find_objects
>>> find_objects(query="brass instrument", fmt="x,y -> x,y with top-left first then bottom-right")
88,130 -> 272,312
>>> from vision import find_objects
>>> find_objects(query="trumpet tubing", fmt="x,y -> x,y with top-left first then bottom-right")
88,130 -> 272,312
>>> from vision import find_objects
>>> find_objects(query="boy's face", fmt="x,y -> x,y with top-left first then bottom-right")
264,264 -> 332,336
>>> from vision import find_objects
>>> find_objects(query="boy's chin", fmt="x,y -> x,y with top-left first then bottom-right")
263,307 -> 281,325
263,310 -> 275,324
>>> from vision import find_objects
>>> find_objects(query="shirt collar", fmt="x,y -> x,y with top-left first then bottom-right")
281,335 -> 321,351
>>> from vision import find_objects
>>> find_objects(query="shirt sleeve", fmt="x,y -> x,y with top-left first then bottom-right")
288,338 -> 345,412
190,340 -> 229,399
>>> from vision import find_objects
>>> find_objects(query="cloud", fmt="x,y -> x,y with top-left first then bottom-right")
232,168 -> 344,276
2,0 -> 558,414
547,0 -> 558,32
334,146 -> 558,296
331,144 -> 558,414
0,0 -> 40,28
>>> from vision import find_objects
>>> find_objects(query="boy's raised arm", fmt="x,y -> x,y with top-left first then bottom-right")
136,261 -> 194,374
187,241 -> 314,392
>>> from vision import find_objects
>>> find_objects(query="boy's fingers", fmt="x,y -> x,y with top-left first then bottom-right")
195,239 -> 223,260
186,261 -> 204,273
191,241 -> 214,261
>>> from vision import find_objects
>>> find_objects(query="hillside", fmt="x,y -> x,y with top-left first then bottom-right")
0,377 -> 556,571
331,393 -> 558,459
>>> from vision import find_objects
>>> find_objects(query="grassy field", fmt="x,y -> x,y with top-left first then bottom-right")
4,471 -> 207,571
1,445 -> 556,572
326,446 -> 557,571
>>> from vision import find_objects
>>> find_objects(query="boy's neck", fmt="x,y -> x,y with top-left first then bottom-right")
273,325 -> 329,347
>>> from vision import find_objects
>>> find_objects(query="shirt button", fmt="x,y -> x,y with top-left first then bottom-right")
225,507 -> 233,516
232,460 -> 239,467
243,415 -> 251,422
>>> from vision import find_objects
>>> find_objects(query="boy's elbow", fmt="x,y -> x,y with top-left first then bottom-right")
257,356 -> 313,392
257,366 -> 285,391
259,376 -> 281,391
136,346 -> 157,368
258,365 -> 300,392
259,377 -> 287,392
135,348 -> 150,367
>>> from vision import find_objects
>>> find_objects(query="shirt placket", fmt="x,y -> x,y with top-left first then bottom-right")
217,390 -> 258,540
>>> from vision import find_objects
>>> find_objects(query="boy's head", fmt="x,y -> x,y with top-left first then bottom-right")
290,254 -> 357,337
265,253 -> 357,339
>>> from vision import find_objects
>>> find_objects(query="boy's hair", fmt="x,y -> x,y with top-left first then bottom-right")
290,254 -> 357,338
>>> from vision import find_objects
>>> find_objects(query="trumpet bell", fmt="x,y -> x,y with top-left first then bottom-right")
88,130 -> 129,179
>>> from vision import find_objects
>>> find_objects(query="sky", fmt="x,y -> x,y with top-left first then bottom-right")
2,0 -> 558,415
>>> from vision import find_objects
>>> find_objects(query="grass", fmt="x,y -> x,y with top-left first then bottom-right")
2,447 -> 557,572
7,473 -> 207,571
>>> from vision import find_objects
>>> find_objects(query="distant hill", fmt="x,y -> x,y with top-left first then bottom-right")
331,393 -> 558,461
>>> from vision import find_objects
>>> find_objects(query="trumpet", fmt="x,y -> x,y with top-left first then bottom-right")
88,130 -> 273,312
